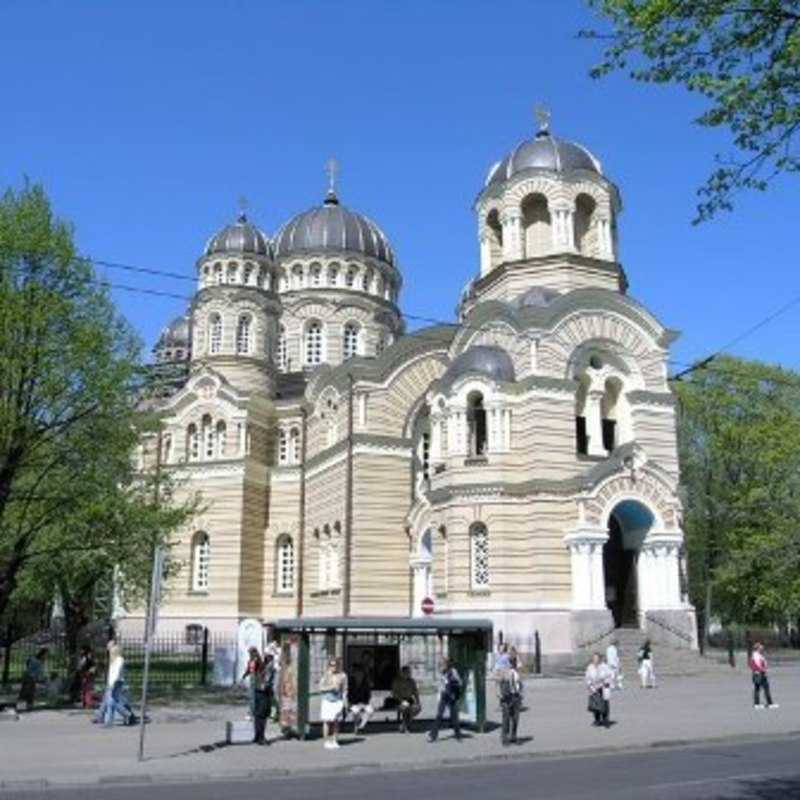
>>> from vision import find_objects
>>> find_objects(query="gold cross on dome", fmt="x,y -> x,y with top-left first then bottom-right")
238,195 -> 249,214
534,104 -> 551,133
325,157 -> 340,193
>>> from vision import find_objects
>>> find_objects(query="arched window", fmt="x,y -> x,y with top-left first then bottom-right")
213,263 -> 223,285
236,315 -> 251,355
278,429 -> 288,465
277,325 -> 288,371
328,264 -> 339,286
162,433 -> 172,464
521,193 -> 551,258
343,322 -> 359,360
289,427 -> 300,464
574,194 -> 597,255
243,264 -> 253,285
276,535 -> 295,593
345,267 -> 356,288
191,532 -> 210,591
361,270 -> 371,291
318,540 -> 329,591
202,414 -> 215,460
470,523 -> 489,589
305,321 -> 323,365
376,333 -> 386,356
226,263 -> 238,284
310,263 -> 322,287
575,373 -> 590,455
280,269 -> 289,292
292,264 -> 304,289
208,313 -> 222,354
216,420 -> 227,458
486,209 -> 503,268
328,540 -> 341,589
187,424 -> 199,461
467,391 -> 487,456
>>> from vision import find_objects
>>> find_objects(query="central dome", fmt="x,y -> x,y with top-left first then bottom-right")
273,191 -> 396,268
486,129 -> 602,188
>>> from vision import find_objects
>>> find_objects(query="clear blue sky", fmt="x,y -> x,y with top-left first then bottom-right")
2,0 -> 797,372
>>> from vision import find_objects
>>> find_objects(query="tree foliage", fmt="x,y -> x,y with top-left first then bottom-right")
675,355 -> 800,625
583,0 -> 800,221
0,183 -> 197,649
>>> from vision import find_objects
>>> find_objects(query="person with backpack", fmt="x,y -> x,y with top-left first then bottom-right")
750,642 -> 779,710
427,658 -> 462,742
497,655 -> 523,746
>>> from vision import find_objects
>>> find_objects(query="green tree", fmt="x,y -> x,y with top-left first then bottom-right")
674,355 -> 800,630
583,0 -> 800,221
0,184 -> 196,647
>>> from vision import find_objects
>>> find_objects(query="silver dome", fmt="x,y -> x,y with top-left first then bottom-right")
205,213 -> 270,257
514,286 -> 560,308
273,191 -> 395,267
486,131 -> 602,187
442,345 -> 515,387
156,314 -> 190,348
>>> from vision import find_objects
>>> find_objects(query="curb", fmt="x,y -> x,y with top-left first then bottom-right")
3,730 -> 800,792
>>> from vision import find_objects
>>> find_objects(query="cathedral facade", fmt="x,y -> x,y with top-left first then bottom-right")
130,119 -> 697,663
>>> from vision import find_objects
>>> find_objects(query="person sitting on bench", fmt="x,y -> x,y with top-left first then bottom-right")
391,665 -> 421,733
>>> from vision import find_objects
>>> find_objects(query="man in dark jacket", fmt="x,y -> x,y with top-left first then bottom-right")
427,659 -> 462,742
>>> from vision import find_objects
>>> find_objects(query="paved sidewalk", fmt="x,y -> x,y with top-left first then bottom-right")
1,664 -> 798,789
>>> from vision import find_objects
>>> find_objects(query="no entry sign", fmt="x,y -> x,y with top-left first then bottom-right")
421,596 -> 435,616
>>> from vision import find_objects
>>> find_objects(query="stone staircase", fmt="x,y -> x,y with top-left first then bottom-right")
608,627 -> 737,679
546,625 -> 742,679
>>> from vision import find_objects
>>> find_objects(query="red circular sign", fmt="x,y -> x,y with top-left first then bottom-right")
421,596 -> 435,616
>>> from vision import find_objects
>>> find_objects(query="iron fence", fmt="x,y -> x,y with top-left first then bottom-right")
1,629 -> 236,692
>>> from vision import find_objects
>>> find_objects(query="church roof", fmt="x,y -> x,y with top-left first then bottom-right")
485,129 -> 602,188
204,213 -> 270,257
442,345 -> 516,387
273,190 -> 396,268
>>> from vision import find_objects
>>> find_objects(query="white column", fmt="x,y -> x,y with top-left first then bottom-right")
586,390 -> 606,456
503,408 -> 512,452
430,415 -> 442,462
357,393 -> 368,428
564,528 -> 609,610
597,216 -> 613,260
487,407 -> 499,452
529,338 -> 539,374
479,234 -> 491,276
410,557 -> 432,617
564,208 -> 575,251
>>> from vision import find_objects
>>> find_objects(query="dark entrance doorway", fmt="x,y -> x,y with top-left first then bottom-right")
603,500 -> 654,628
603,516 -> 637,627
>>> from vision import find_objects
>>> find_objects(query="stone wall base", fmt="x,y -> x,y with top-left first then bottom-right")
642,608 -> 698,651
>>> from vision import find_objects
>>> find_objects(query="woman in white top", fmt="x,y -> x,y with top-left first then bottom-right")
585,652 -> 613,728
319,657 -> 348,749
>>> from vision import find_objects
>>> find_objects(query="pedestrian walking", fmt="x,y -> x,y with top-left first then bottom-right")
77,646 -> 97,709
605,639 -> 623,690
252,652 -> 276,745
750,642 -> 779,710
494,643 -> 511,672
427,658 -> 462,742
319,657 -> 348,749
391,665 -> 421,733
638,639 -> 656,688
17,648 -> 48,711
347,661 -> 373,733
497,655 -> 523,746
241,646 -> 264,722
585,652 -> 613,728
97,644 -> 137,726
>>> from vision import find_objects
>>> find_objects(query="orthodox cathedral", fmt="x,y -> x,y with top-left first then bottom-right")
130,115 -> 696,663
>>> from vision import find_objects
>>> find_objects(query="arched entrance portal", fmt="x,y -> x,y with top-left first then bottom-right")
604,500 -> 654,628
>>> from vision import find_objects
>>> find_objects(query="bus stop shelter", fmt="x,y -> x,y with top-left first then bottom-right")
271,617 -> 493,739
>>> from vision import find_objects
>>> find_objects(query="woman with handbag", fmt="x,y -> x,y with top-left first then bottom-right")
585,652 -> 613,728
